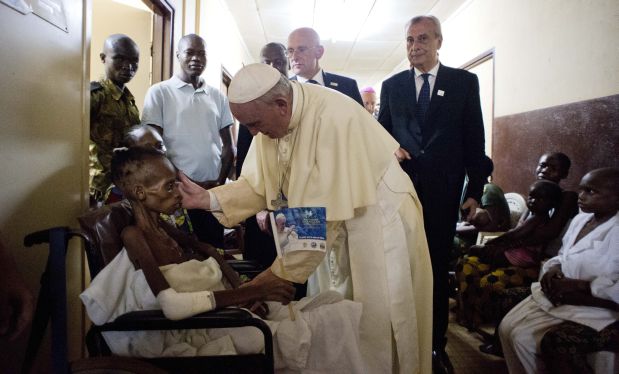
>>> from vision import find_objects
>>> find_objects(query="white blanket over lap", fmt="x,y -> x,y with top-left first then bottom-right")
80,249 -> 364,373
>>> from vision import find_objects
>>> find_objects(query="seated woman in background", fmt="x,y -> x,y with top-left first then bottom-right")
80,147 -> 365,372
500,167 -> 619,374
456,179 -> 563,328
453,156 -> 511,262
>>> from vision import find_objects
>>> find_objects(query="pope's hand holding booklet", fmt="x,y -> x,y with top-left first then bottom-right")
269,207 -> 327,282
268,207 -> 327,319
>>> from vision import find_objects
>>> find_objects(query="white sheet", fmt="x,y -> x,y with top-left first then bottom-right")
80,249 -> 364,373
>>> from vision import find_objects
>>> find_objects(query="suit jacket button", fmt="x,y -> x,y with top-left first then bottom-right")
420,150 -> 425,154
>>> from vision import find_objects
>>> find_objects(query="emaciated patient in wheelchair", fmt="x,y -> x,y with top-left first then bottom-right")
80,146 -> 364,372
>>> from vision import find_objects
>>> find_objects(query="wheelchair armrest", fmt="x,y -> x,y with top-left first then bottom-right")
98,308 -> 268,332
24,228 -> 59,247
23,226 -> 85,247
90,307 -> 274,371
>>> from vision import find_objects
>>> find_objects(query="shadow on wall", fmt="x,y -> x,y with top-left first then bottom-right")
493,94 -> 619,195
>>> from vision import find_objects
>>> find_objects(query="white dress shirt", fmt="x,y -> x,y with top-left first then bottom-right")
413,62 -> 440,100
296,69 -> 325,86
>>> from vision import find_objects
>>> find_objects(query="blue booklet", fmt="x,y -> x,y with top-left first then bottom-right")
269,207 -> 327,257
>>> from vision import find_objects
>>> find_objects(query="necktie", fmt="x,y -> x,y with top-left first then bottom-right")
416,73 -> 430,124
307,79 -> 319,85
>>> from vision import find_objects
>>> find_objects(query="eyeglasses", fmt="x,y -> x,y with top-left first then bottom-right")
285,46 -> 316,57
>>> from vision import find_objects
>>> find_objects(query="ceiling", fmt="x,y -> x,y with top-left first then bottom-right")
223,0 -> 467,90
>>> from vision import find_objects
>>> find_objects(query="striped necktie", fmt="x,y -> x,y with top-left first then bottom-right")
415,73 -> 431,124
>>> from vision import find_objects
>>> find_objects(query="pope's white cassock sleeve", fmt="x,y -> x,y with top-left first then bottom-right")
210,82 -> 433,374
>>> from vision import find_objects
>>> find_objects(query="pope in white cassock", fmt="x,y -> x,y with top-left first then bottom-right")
179,63 -> 433,373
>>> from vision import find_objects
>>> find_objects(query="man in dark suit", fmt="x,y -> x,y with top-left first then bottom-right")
378,15 -> 486,374
287,27 -> 363,106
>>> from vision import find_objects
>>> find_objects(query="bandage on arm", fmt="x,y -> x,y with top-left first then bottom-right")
156,288 -> 216,320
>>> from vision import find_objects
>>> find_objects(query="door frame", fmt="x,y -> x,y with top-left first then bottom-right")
148,0 -> 175,83
461,48 -> 495,157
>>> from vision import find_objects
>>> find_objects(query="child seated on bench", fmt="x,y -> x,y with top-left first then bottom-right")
522,152 -> 579,255
456,179 -> 563,328
500,167 -> 619,374
80,147 -> 364,372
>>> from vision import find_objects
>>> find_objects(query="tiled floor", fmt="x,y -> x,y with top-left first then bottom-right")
446,304 -> 508,373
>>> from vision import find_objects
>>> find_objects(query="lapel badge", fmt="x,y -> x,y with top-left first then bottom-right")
329,82 -> 339,87
437,90 -> 445,97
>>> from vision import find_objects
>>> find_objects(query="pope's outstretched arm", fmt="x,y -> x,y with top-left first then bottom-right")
178,171 -> 210,210
179,170 -> 267,228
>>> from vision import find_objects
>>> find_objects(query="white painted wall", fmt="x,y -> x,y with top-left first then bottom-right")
439,0 -> 619,117
171,0 -> 252,87
200,0 -> 254,86
468,57 -> 494,156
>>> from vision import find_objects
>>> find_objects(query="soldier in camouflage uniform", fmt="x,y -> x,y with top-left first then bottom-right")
90,34 -> 140,204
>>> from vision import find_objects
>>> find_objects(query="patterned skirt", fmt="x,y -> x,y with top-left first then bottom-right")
455,255 -> 539,327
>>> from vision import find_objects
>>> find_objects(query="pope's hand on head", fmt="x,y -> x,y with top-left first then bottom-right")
177,171 -> 210,210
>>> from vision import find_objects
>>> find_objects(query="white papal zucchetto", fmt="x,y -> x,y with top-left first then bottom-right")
228,63 -> 282,104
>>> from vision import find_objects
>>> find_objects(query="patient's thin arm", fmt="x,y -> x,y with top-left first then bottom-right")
122,225 -> 294,319
194,242 -> 243,288
121,225 -> 170,294
162,225 -> 243,289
